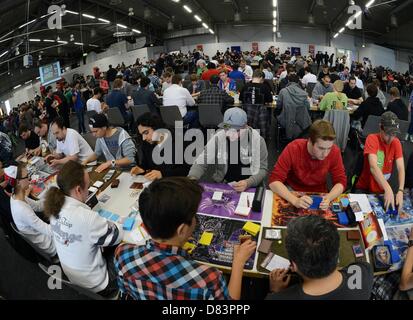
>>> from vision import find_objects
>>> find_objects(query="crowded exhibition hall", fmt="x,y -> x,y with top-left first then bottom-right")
1,0 -> 413,305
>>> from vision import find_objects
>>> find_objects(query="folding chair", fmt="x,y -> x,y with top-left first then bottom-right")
306,82 -> 316,98
107,107 -> 126,128
198,104 -> 223,129
160,106 -> 184,128
131,105 -> 150,123
82,132 -> 97,149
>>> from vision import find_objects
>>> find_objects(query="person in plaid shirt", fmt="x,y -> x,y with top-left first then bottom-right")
197,75 -> 234,112
115,177 -> 256,300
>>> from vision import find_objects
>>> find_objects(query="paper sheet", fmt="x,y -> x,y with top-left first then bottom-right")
235,192 -> 254,216
378,218 -> 389,241
265,254 -> 291,271
348,194 -> 373,216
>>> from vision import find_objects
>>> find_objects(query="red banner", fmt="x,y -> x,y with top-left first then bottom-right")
252,42 -> 259,52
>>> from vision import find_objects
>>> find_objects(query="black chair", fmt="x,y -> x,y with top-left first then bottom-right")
131,105 -> 150,122
37,262 -> 105,300
182,80 -> 191,90
107,107 -> 126,128
306,82 -> 316,98
82,132 -> 97,149
160,106 -> 184,128
86,110 -> 98,123
198,104 -> 223,129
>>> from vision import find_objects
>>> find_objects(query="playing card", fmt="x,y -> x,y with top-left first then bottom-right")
99,194 -> 110,203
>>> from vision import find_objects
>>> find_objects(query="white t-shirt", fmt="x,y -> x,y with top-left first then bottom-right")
163,84 -> 195,118
86,98 -> 102,113
239,65 -> 253,81
355,77 -> 364,90
50,196 -> 123,293
302,73 -> 318,87
10,196 -> 56,257
56,128 -> 93,163
279,70 -> 288,80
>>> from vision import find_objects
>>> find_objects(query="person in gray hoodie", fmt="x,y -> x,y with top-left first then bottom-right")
188,107 -> 268,192
82,113 -> 136,172
312,73 -> 334,100
277,74 -> 312,139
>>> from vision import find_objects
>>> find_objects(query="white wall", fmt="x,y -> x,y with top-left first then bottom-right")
358,44 -> 396,70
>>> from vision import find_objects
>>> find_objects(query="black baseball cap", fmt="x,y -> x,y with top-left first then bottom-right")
89,113 -> 108,128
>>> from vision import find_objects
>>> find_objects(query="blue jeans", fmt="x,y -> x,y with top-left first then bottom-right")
183,110 -> 200,129
76,109 -> 86,134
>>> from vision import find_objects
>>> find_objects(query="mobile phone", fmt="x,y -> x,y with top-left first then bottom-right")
332,203 -> 341,213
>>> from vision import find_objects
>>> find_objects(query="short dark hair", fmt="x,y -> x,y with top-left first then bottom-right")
207,62 -> 216,69
51,116 -> 66,129
262,61 -> 269,69
286,215 -> 340,279
140,76 -> 151,88
136,112 -> 165,131
288,73 -> 300,83
349,76 -> 356,82
139,177 -> 203,239
304,66 -> 312,73
33,118 -> 46,129
210,75 -> 220,85
93,87 -> 103,96
322,64 -> 329,69
18,124 -> 29,136
252,70 -> 264,79
366,83 -> 378,97
171,74 -> 182,85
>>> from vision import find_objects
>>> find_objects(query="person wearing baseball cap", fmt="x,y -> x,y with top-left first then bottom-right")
82,113 -> 136,172
188,107 -> 268,192
355,111 -> 405,211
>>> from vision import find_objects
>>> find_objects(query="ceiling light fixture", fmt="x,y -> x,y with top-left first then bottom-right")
116,24 -> 127,29
183,5 -> 192,13
98,18 -> 110,23
82,13 -> 95,19
194,15 -> 202,22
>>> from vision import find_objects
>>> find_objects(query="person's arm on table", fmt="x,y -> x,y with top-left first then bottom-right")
50,154 -> 79,166
400,228 -> 413,291
82,153 -> 98,166
320,150 -> 346,210
227,240 -> 256,300
395,156 -> 405,210
369,153 -> 395,210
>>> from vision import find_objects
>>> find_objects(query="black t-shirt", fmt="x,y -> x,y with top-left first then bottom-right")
266,262 -> 373,300
240,83 -> 273,105
224,138 -> 251,183
387,99 -> 408,121
343,84 -> 362,100
44,96 -> 58,123
24,131 -> 40,150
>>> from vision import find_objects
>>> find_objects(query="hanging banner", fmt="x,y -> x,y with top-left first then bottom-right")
291,47 -> 301,56
196,44 -> 203,51
309,44 -> 315,57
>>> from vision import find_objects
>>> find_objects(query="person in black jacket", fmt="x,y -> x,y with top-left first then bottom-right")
106,65 -> 118,89
386,87 -> 408,121
130,112 -> 190,181
352,83 -> 384,128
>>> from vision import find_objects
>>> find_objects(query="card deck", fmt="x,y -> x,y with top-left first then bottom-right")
258,239 -> 273,254
111,179 -> 120,188
309,196 -> 323,210
239,234 -> 252,244
130,182 -> 143,189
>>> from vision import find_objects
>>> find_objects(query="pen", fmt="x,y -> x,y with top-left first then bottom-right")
247,196 -> 250,208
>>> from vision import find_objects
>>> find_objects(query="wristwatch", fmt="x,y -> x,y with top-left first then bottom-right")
408,240 -> 413,248
111,160 -> 116,168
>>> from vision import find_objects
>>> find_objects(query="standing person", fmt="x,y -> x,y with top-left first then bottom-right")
44,161 -> 123,297
54,87 -> 70,129
106,65 -> 117,89
43,86 -> 59,124
72,82 -> 86,134
105,78 -> 133,130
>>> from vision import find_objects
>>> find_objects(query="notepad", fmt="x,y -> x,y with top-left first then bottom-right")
235,192 -> 254,216
243,221 -> 260,236
199,232 -> 214,246
264,253 -> 291,272
212,192 -> 223,201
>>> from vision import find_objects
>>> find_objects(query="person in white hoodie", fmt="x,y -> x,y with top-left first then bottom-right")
44,160 -> 123,297
8,164 -> 56,258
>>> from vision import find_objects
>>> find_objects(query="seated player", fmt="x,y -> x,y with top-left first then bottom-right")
355,111 -> 405,211
130,112 -> 190,181
44,161 -> 123,297
188,107 -> 268,192
19,124 -> 40,156
45,117 -> 94,166
82,114 -> 136,173
33,118 -> 57,154
114,177 -> 256,300
269,120 -> 347,209
399,227 -> 413,291
266,215 -> 373,300
7,164 -> 56,258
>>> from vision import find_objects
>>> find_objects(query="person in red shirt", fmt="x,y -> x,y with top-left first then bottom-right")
355,111 -> 405,211
269,120 -> 347,210
201,62 -> 221,81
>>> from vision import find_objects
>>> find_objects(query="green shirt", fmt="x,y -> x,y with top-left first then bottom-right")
319,92 -> 348,111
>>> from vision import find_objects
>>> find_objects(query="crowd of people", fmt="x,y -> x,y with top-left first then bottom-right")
0,44 -> 413,301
